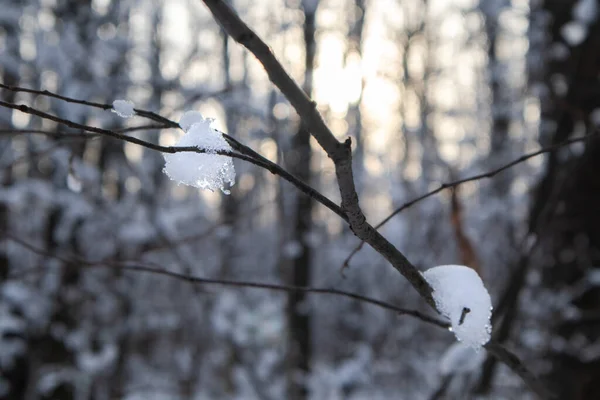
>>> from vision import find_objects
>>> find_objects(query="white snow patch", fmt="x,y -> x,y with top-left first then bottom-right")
163,114 -> 235,194
422,265 -> 492,349
179,111 -> 205,132
111,99 -> 135,118
439,342 -> 486,375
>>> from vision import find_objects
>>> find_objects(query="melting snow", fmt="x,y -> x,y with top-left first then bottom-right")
422,265 -> 492,349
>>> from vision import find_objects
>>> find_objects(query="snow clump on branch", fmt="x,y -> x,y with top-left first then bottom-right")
422,264 -> 492,349
163,111 -> 236,194
111,99 -> 135,118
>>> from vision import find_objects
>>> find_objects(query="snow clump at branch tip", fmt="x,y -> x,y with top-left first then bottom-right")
163,111 -> 235,194
422,264 -> 492,349
111,99 -> 135,118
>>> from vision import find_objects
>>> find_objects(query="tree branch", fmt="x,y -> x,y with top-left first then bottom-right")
197,1 -> 553,397
0,18 -> 554,396
0,82 -> 176,127
342,131 -> 599,269
200,0 -> 435,307
4,233 -> 447,329
5,230 -> 550,397
484,342 -> 555,400
0,97 -> 346,221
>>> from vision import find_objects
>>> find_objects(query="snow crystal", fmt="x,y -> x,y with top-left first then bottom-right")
422,265 -> 492,349
163,113 -> 235,194
439,342 -> 486,375
111,99 -> 135,118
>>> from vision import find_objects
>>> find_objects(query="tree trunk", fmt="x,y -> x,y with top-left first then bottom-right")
523,1 -> 600,397
287,2 -> 318,399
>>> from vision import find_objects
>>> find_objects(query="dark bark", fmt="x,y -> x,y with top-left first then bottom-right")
287,4 -> 317,399
512,1 -> 600,398
482,1 -> 512,194
220,25 -> 240,278
200,0 -> 552,396
345,0 -> 366,177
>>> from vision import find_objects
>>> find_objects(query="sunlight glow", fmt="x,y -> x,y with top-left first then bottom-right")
158,0 -> 531,189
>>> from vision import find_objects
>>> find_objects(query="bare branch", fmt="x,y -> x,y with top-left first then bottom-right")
4,233 -> 448,329
0,82 -> 177,127
197,2 -> 553,396
0,21 -> 555,396
200,0 -> 435,307
0,129 -> 98,138
342,131 -> 599,269
5,231 -> 550,397
0,125 -> 162,138
484,342 -> 556,400
0,97 -> 346,220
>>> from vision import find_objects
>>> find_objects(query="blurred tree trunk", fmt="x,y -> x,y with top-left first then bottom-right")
29,208 -> 80,400
476,2 -> 600,397
218,16 -> 242,395
481,0 -> 511,195
531,1 -> 600,398
286,2 -> 318,399
141,5 -> 167,207
345,0 -> 366,183
0,0 -> 20,285
54,0 -> 94,162
219,24 -> 239,279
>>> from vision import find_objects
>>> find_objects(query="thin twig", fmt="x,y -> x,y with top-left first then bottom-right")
0,98 -> 346,220
5,231 -> 550,398
341,131 -> 599,269
4,233 -> 447,328
0,82 -> 177,127
198,1 -> 552,396
0,125 -> 164,137
201,0 -> 436,307
484,342 -> 556,400
0,129 -> 98,138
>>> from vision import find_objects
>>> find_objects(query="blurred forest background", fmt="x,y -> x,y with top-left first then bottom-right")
1,0 -> 600,399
